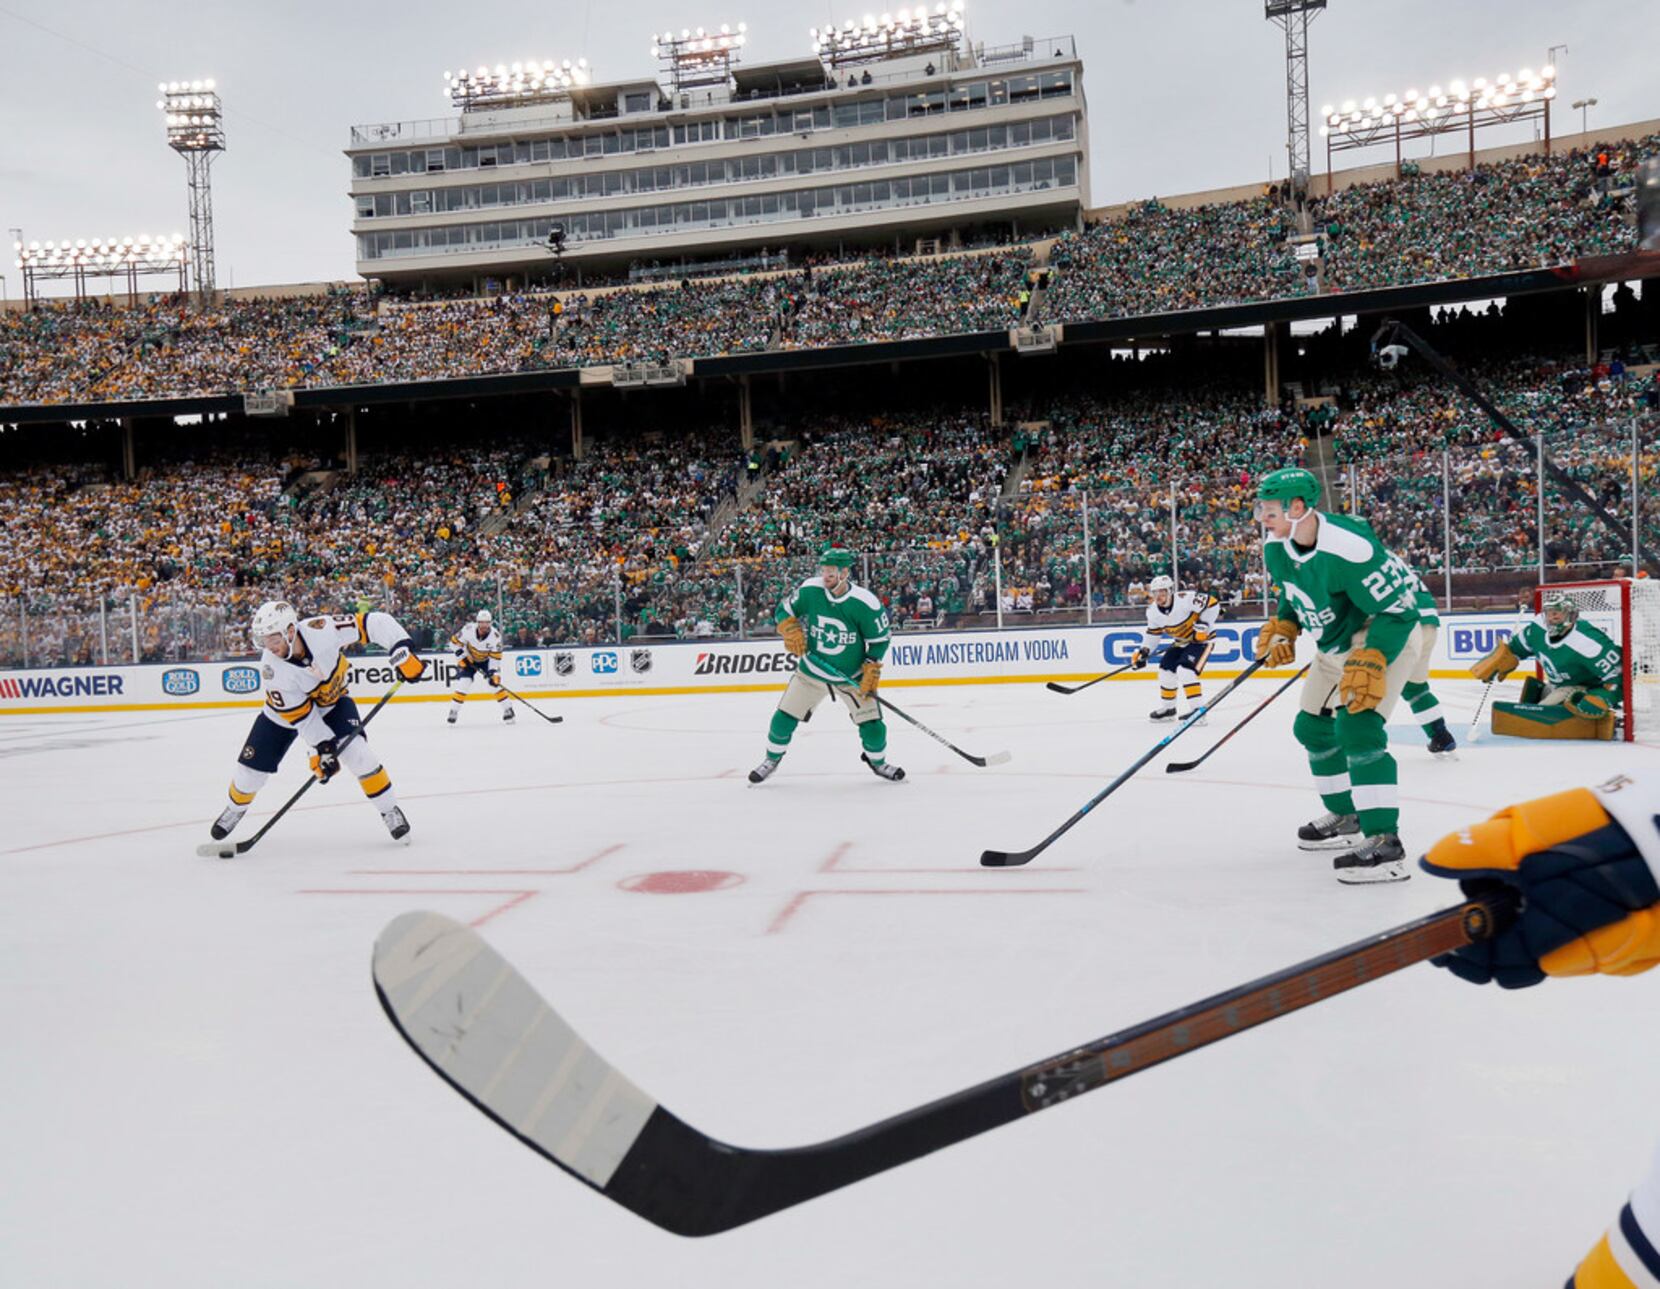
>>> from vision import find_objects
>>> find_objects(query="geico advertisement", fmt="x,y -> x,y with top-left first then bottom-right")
0,613 -> 1537,710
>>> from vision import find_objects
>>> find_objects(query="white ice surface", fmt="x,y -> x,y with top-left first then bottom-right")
2,679 -> 1657,1288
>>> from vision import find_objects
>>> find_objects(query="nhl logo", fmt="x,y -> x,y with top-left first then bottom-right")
630,648 -> 653,675
553,651 -> 575,677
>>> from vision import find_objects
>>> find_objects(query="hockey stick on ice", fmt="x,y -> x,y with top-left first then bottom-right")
1465,604 -> 1530,746
817,662 -> 1011,767
1165,663 -> 1309,774
372,893 -> 1509,1236
1045,661 -> 1136,695
981,658 -> 1266,867
496,682 -> 564,724
196,680 -> 404,859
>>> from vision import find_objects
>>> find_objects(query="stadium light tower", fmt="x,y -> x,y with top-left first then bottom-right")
157,79 -> 225,301
1264,0 -> 1326,194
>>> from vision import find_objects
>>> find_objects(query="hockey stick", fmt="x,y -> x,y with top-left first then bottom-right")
1045,661 -> 1136,695
981,658 -> 1267,867
1465,604 -> 1530,745
1165,663 -> 1310,774
196,680 -> 404,859
817,662 -> 1011,767
497,682 -> 564,724
372,892 -> 1509,1236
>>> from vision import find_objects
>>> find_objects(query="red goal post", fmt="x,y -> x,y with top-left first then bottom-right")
1533,578 -> 1660,743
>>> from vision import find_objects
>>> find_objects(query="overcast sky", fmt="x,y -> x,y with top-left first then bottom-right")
1,0 -> 1654,296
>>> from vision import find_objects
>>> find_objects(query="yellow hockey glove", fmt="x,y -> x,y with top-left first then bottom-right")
1470,639 -> 1518,683
1254,618 -> 1300,668
859,659 -> 882,697
1420,782 -> 1660,987
777,616 -> 808,657
1338,647 -> 1388,714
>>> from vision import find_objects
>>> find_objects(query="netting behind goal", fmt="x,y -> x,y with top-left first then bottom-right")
1535,579 -> 1660,743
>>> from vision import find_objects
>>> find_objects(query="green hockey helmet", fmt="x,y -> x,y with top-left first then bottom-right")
1540,592 -> 1579,642
1254,467 -> 1321,518
818,546 -> 856,569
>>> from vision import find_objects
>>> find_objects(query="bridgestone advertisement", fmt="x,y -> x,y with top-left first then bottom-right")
0,612 -> 1545,714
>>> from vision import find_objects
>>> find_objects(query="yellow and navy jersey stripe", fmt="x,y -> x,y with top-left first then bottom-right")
1573,1201 -> 1660,1287
1148,596 -> 1219,644
449,632 -> 502,665
265,695 -> 314,725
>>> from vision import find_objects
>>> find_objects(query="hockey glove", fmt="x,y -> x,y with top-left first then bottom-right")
389,640 -> 426,682
1420,776 -> 1660,989
1564,688 -> 1614,721
1470,639 -> 1518,683
1130,647 -> 1150,669
1338,647 -> 1388,714
1254,617 -> 1300,668
859,659 -> 882,698
310,739 -> 342,784
487,671 -> 502,689
777,616 -> 808,658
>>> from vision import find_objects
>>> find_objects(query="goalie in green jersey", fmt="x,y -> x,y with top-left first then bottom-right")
1252,468 -> 1435,884
748,546 -> 904,784
1471,594 -> 1624,739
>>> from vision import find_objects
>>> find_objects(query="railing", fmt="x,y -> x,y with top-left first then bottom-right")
5,425 -> 1650,670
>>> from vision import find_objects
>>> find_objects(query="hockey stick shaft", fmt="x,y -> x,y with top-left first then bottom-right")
1045,661 -> 1135,695
1166,663 -> 1309,774
982,658 -> 1267,866
815,661 -> 1009,767
203,680 -> 403,858
374,892 -> 1509,1236
497,683 -> 564,724
1465,604 -> 1529,745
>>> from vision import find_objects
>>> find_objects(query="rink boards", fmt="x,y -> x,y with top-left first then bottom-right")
0,611 -> 1548,715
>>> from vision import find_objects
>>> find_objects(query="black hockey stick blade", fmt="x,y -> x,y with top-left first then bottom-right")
373,895 -> 1509,1236
981,659 -> 1267,867
1044,661 -> 1135,696
499,683 -> 564,722
1164,663 -> 1309,774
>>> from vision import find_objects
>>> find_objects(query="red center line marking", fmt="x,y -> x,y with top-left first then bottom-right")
766,887 -> 1086,935
351,842 -> 625,877
297,887 -> 540,928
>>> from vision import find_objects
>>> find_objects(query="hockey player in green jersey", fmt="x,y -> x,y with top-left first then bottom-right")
748,546 -> 904,784
1402,573 -> 1458,757
1471,593 -> 1623,733
1252,468 -> 1433,884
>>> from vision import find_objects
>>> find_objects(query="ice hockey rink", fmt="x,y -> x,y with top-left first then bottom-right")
3,677 -> 1657,1288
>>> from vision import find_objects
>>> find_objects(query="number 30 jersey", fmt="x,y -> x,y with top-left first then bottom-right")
259,610 -> 411,744
1264,511 -> 1422,664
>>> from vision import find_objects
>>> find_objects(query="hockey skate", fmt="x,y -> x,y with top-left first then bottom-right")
1426,719 -> 1458,759
381,806 -> 412,842
502,706 -> 515,723
747,757 -> 779,785
1333,833 -> 1408,884
446,709 -> 459,725
862,753 -> 906,781
1298,811 -> 1360,851
209,804 -> 247,840
1149,704 -> 1177,723
1179,709 -> 1208,726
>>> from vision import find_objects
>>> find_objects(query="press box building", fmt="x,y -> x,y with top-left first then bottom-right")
346,9 -> 1088,290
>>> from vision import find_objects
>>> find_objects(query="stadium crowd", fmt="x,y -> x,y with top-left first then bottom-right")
2,133 -> 1653,407
4,337 -> 1651,667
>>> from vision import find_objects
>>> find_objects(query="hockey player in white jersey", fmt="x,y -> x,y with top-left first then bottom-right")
447,609 -> 513,725
1132,575 -> 1221,721
209,601 -> 428,842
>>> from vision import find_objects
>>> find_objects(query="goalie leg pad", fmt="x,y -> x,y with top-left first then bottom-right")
1491,701 -> 1616,741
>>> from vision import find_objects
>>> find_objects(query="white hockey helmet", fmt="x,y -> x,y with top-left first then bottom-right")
250,600 -> 298,648
1147,575 -> 1175,598
475,609 -> 493,626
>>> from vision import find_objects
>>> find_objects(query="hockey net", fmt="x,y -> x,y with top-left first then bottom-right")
1534,579 -> 1660,743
